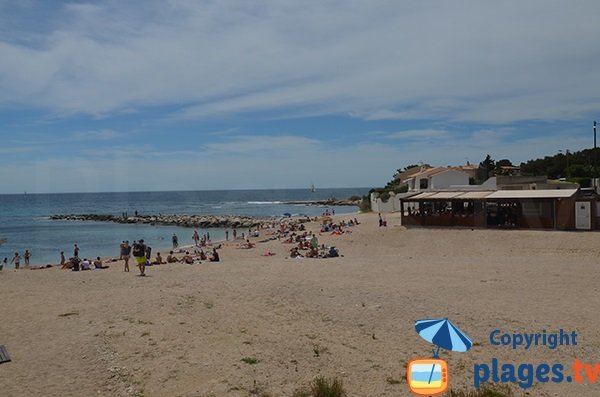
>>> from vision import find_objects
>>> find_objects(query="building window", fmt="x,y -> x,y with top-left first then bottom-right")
420,178 -> 428,189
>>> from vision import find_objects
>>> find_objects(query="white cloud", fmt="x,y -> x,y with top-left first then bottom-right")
72,129 -> 121,141
386,129 -> 450,141
0,1 -> 598,123
0,127 -> 591,194
203,135 -> 319,154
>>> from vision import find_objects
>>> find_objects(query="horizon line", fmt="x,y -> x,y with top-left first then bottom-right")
0,186 -> 372,196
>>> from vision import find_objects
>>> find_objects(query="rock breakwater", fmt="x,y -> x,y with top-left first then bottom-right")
49,214 -> 275,228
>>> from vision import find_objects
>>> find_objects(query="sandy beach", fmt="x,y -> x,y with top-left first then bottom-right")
1,212 -> 600,396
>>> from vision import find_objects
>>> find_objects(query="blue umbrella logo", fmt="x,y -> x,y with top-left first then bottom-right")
415,318 -> 473,384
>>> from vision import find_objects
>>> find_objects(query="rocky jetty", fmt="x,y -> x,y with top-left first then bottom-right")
286,198 -> 361,206
49,214 -> 276,228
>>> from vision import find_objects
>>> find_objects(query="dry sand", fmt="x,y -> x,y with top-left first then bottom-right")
1,212 -> 600,396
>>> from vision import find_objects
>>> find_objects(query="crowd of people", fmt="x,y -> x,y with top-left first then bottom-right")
256,216 -> 361,260
2,213 -> 358,272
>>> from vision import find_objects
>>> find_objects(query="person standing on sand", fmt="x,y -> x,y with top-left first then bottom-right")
225,230 -> 229,241
1,257 -> 7,270
172,233 -> 178,248
192,230 -> 199,246
233,228 -> 237,240
145,245 -> 152,265
119,241 -> 126,259
123,241 -> 131,272
24,250 -> 31,265
310,235 -> 318,250
11,252 -> 21,269
74,244 -> 80,258
60,252 -> 65,268
133,239 -> 147,276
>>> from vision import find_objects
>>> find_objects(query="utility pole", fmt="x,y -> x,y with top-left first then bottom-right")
594,121 -> 597,177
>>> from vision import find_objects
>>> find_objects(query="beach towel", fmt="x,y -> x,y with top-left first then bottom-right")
0,345 -> 11,364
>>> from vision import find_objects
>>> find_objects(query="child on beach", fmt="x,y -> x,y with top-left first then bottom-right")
24,250 -> 31,265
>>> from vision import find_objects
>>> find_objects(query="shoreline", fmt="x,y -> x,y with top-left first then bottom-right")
6,214 -> 353,268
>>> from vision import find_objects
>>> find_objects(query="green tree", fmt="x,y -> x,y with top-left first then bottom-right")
477,155 -> 495,180
495,159 -> 514,175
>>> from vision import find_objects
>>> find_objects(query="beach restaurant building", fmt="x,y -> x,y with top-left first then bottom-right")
400,188 -> 598,231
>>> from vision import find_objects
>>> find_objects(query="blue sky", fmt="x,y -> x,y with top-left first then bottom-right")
1,1 -> 600,193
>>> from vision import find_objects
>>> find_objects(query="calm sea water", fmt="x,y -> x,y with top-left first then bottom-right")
0,188 -> 367,267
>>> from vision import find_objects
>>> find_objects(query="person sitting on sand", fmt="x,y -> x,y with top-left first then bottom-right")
166,251 -> 178,263
327,247 -> 339,258
70,257 -> 81,271
93,257 -> 110,269
81,258 -> 91,270
194,248 -> 207,260
209,248 -> 220,262
181,251 -> 195,264
289,247 -> 303,259
305,247 -> 318,258
153,252 -> 164,265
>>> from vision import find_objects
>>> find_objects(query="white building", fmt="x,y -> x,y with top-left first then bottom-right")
405,167 -> 470,192
370,167 -> 471,213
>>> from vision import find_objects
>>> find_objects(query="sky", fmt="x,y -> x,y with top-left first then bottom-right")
1,0 -> 600,194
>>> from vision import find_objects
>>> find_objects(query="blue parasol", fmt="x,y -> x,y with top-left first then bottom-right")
415,318 -> 473,384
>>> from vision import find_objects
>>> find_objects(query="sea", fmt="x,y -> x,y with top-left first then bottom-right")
0,188 -> 368,267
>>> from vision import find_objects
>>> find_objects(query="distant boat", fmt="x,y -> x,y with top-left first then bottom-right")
310,183 -> 316,193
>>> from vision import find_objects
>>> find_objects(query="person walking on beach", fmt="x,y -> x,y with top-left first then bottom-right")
24,250 -> 31,266
60,252 -> 66,268
11,252 -> 21,269
172,233 -> 178,249
74,244 -> 80,258
123,241 -> 131,272
225,230 -> 229,241
233,228 -> 237,240
192,230 -> 199,246
132,239 -> 147,276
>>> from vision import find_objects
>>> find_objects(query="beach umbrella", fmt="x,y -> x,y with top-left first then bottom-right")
415,318 -> 473,384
